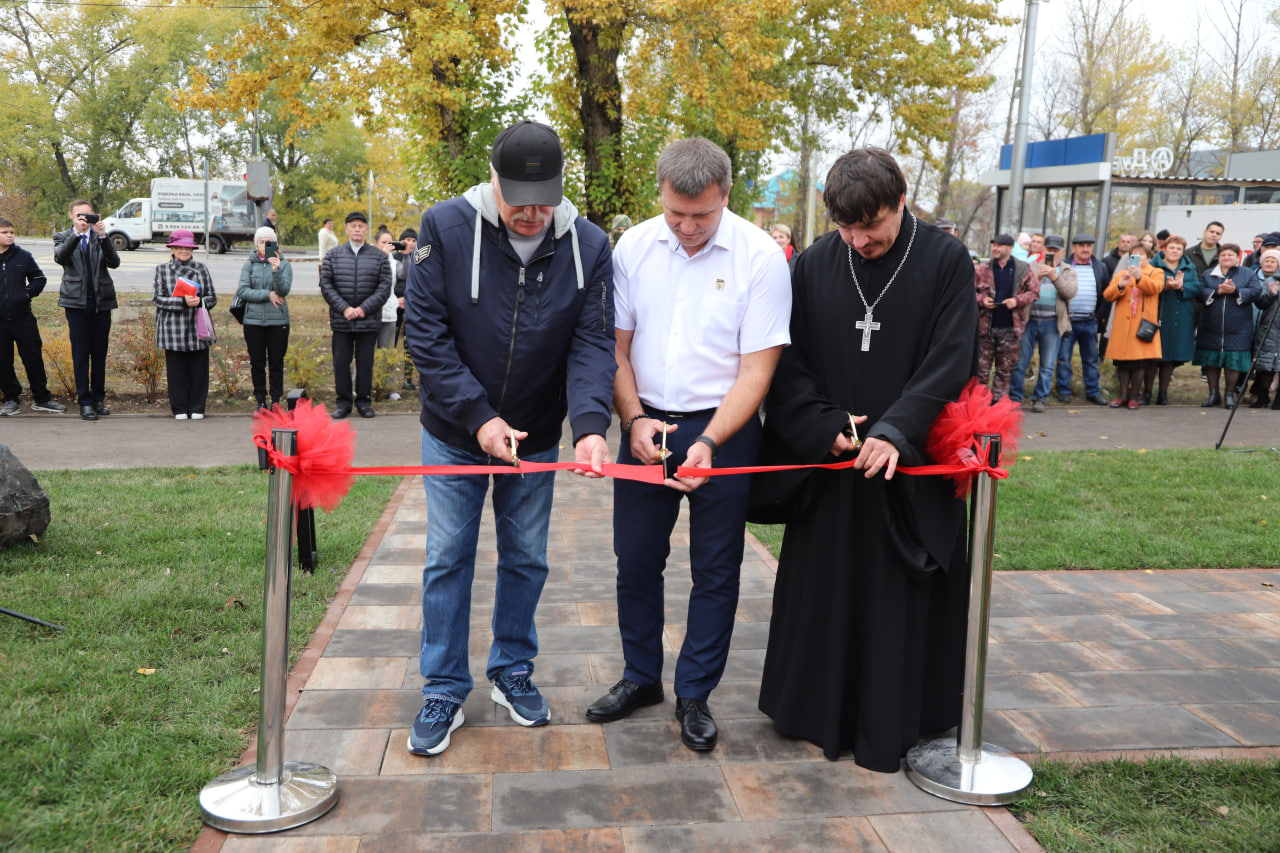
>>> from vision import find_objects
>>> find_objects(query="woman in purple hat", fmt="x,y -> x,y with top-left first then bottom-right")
152,229 -> 217,419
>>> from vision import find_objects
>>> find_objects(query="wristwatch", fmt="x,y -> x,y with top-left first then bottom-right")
694,434 -> 718,460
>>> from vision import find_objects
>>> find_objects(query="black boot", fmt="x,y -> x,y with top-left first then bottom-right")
1250,393 -> 1271,409
1157,390 -> 1170,406
1225,393 -> 1237,410
1140,390 -> 1152,406
1272,396 -> 1280,410
1201,388 -> 1221,408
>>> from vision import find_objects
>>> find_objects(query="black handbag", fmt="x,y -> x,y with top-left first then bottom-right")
229,295 -> 246,324
1135,289 -> 1160,342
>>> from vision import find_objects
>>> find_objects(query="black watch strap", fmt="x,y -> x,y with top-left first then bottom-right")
694,434 -> 718,460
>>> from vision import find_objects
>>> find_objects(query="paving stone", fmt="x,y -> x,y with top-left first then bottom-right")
362,564 -> 423,584
279,775 -> 492,835
868,810 -> 1020,853
381,724 -> 610,775
1082,638 -> 1267,671
1185,703 -> 1280,746
984,673 -> 1081,710
280,728 -> 390,776
623,817 -> 887,852
1002,706 -> 1240,752
722,760 -> 967,820
1018,571 -> 1195,594
586,648 -> 767,684
1220,667 -> 1280,702
349,583 -> 420,606
323,628 -> 419,658
1122,613 -> 1280,640
492,766 -> 739,830
367,546 -> 425,566
986,641 -> 1117,673
221,836 -> 360,853
337,604 -> 420,630
1049,670 -> 1261,706
357,828 -> 625,853
602,717 -> 823,767
989,615 -> 1151,644
1139,592 -> 1280,615
290,689 -> 422,730
305,656 -> 408,690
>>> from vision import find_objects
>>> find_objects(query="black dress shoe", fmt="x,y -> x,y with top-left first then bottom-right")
1086,393 -> 1109,406
332,405 -> 352,420
1140,391 -> 1151,406
675,697 -> 718,751
1156,391 -> 1170,406
1225,393 -> 1237,410
79,405 -> 98,421
93,402 -> 110,416
585,679 -> 664,722
357,405 -> 376,419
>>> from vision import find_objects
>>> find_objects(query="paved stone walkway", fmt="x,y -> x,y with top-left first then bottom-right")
184,425 -> 1280,853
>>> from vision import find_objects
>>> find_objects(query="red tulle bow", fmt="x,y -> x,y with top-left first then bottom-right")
252,400 -> 357,512
923,377 -> 1023,498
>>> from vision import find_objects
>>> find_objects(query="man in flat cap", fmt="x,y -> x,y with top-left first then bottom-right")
319,210 -> 392,418
403,119 -> 616,756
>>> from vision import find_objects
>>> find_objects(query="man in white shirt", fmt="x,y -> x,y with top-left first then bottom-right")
585,137 -> 792,752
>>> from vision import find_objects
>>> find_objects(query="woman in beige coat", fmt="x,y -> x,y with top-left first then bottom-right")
1103,243 -> 1165,408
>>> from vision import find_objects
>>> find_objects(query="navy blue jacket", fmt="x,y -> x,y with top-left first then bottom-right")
0,243 -> 47,321
404,184 -> 616,457
1198,265 -> 1263,352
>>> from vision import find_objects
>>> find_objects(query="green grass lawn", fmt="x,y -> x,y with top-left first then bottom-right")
750,448 -> 1280,571
1011,757 -> 1280,852
0,466 -> 400,853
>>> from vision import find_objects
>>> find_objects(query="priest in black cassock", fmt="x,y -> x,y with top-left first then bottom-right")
756,148 -> 978,773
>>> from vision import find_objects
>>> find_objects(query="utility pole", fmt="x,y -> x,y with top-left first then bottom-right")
1007,0 -> 1040,235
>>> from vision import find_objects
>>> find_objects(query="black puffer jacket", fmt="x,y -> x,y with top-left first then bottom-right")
0,243 -> 46,320
318,242 -> 392,333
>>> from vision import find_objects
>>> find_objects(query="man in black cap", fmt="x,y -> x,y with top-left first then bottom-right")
974,233 -> 1038,400
403,119 -> 615,756
319,210 -> 392,418
1056,233 -> 1110,405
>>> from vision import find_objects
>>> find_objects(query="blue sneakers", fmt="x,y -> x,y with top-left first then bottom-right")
491,665 -> 550,726
407,697 -> 464,755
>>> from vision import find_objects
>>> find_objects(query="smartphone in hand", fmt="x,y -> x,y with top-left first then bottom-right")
263,240 -> 278,260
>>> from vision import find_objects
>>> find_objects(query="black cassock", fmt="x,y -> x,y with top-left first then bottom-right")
756,213 -> 979,772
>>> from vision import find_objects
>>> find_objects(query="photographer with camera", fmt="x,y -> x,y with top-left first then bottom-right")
373,228 -> 401,352
54,199 -> 120,421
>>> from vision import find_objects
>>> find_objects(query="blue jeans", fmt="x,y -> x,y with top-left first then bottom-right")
1056,318 -> 1100,398
1010,318 -> 1061,402
418,428 -> 558,705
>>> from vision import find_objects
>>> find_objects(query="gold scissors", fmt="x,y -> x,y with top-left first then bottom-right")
847,413 -> 863,450
509,427 -> 523,478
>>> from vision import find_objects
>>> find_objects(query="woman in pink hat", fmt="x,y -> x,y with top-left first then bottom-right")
152,229 -> 217,419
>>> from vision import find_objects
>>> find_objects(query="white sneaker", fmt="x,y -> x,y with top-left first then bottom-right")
191,413 -> 205,420
389,391 -> 402,401
175,414 -> 189,420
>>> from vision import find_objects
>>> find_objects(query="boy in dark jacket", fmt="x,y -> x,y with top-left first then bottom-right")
0,217 -> 66,415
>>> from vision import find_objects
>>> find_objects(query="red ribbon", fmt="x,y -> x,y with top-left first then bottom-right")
253,434 -> 1008,486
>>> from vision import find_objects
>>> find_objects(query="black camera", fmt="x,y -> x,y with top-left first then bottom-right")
391,240 -> 406,251
82,213 -> 100,224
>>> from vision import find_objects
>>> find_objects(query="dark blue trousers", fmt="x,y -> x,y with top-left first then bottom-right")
612,410 -> 762,700
64,306 -> 111,406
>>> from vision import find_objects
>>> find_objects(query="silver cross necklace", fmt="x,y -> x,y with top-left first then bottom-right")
846,210 -> 917,351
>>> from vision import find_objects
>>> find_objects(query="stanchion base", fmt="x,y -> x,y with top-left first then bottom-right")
905,739 -> 1033,806
199,761 -> 339,834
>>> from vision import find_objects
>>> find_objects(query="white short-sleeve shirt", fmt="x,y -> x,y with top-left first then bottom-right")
613,208 -> 792,412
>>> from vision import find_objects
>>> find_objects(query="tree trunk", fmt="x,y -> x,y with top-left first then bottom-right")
565,8 -> 623,229
935,89 -> 963,220
796,111 -> 812,249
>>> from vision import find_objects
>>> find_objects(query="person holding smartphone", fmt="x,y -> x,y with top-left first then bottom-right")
1103,244 -> 1164,409
1008,234 -> 1077,411
237,226 -> 292,410
1147,235 -> 1200,405
54,199 -> 120,421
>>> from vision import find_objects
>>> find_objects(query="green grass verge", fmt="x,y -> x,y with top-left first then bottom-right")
0,466 -> 401,853
749,448 -> 1280,570
1011,757 -> 1280,852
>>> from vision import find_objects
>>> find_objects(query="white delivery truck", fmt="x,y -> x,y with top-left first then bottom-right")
1153,203 -> 1280,248
102,178 -> 259,254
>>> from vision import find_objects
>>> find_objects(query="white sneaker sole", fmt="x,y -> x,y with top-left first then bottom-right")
491,685 -> 550,726
406,708 -> 464,756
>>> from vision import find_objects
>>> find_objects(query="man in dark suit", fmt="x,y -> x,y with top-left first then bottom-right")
53,199 -> 120,421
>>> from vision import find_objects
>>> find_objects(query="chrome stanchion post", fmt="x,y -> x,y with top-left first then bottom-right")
906,433 -> 1033,805
199,428 -> 339,832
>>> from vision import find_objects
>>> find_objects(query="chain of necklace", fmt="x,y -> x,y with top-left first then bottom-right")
845,210 -> 917,315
